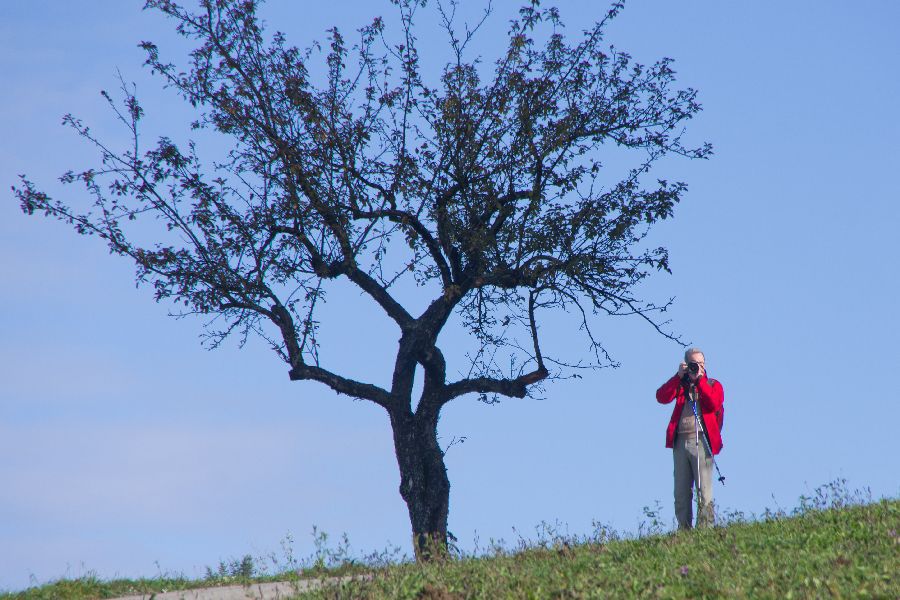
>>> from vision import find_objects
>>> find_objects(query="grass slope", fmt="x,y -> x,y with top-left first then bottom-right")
4,498 -> 897,599
308,499 -> 898,599
0,563 -> 365,600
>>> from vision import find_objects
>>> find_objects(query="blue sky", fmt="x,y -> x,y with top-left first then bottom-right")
2,0 -> 898,592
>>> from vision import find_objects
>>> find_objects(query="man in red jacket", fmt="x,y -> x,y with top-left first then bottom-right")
656,347 -> 724,529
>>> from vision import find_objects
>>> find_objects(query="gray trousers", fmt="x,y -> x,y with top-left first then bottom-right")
673,430 -> 715,529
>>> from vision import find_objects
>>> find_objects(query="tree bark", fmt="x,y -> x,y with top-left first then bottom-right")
389,407 -> 450,562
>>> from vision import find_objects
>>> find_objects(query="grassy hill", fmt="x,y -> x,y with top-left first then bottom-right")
4,495 -> 897,599
312,498 -> 898,599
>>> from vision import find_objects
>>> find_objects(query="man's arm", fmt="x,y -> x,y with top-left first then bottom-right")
695,376 -> 724,414
656,375 -> 682,404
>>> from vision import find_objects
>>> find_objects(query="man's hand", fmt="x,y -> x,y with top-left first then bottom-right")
689,362 -> 705,382
678,362 -> 688,378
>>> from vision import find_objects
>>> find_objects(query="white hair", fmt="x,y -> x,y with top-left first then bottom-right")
684,347 -> 705,362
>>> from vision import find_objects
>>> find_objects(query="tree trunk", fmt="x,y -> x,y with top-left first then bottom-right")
390,408 -> 450,562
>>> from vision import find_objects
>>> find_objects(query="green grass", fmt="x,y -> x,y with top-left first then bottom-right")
305,499 -> 899,599
0,574 -> 224,600
4,490 -> 897,599
0,555 -> 368,600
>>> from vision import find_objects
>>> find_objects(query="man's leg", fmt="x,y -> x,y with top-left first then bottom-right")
696,441 -> 715,528
673,436 -> 694,530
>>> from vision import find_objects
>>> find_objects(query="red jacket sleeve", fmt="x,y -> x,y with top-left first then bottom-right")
695,375 -> 724,414
656,375 -> 681,404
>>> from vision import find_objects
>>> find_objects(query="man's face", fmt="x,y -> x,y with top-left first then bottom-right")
687,352 -> 705,377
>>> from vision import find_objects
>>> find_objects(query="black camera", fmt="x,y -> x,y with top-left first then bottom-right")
688,361 -> 701,374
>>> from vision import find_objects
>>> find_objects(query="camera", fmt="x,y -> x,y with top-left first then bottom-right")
688,361 -> 701,374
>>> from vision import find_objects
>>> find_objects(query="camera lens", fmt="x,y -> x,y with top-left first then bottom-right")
688,362 -> 700,373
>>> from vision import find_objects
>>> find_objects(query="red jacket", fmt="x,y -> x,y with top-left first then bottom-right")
656,373 -> 724,455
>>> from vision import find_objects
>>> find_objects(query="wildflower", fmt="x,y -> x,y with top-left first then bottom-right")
679,565 -> 689,577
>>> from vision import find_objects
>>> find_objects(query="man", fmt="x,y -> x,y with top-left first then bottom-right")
656,347 -> 724,529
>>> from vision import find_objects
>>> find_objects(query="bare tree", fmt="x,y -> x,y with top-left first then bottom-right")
15,0 -> 710,560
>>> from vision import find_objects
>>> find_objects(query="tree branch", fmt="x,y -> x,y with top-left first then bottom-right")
445,366 -> 548,401
349,205 -> 453,288
289,362 -> 393,408
445,286 -> 548,401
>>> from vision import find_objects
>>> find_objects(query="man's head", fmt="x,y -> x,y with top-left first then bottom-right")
684,347 -> 705,379
684,347 -> 705,366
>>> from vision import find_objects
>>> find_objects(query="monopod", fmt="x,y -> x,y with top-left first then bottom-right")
687,395 -> 726,485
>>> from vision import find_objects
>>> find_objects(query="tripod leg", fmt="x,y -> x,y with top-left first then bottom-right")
695,423 -> 701,527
